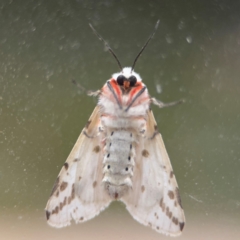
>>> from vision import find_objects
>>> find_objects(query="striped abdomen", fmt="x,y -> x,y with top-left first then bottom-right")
102,129 -> 136,199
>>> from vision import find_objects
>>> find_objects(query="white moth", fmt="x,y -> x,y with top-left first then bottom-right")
45,20 -> 185,236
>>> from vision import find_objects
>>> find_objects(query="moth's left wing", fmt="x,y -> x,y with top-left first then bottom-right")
121,109 -> 185,236
45,106 -> 111,228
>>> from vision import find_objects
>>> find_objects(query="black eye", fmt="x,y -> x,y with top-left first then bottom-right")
129,76 -> 137,86
117,75 -> 125,85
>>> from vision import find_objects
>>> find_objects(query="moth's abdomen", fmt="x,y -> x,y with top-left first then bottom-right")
102,130 -> 135,199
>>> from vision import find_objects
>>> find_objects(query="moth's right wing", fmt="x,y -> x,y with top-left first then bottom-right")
122,109 -> 185,236
45,106 -> 111,228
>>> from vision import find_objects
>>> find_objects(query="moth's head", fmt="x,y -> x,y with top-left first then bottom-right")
89,21 -> 159,90
112,67 -> 142,89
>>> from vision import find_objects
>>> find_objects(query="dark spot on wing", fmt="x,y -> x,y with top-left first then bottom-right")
168,190 -> 174,199
50,176 -> 60,196
172,217 -> 179,225
141,185 -> 145,192
159,198 -> 163,208
71,184 -> 75,198
166,207 -> 172,219
93,145 -> 100,153
80,217 -> 84,221
159,198 -> 165,212
128,156 -> 131,161
130,144 -> 132,149
179,222 -> 185,231
52,206 -> 59,215
166,207 -> 170,216
64,162 -> 69,170
85,120 -> 91,129
170,171 -> 174,178
46,211 -> 50,220
107,153 -> 110,158
175,187 -> 183,208
93,181 -> 97,188
60,181 -> 68,192
142,149 -> 149,157
60,201 -> 63,210
162,202 -> 166,212
68,184 -> 75,204
63,196 -> 67,205
111,131 -> 114,136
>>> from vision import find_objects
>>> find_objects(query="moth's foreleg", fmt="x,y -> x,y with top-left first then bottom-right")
83,124 -> 103,139
151,97 -> 185,109
83,118 -> 103,139
87,90 -> 101,97
71,78 -> 101,97
71,79 -> 86,93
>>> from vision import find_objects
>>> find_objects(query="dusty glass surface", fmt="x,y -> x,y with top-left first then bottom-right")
0,0 -> 239,239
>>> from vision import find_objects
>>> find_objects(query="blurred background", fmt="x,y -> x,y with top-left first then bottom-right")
0,0 -> 240,239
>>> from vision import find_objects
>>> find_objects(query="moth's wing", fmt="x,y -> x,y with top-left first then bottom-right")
45,106 -> 111,228
121,109 -> 185,236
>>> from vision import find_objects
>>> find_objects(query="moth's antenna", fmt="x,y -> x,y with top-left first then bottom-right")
131,20 -> 160,72
89,24 -> 123,72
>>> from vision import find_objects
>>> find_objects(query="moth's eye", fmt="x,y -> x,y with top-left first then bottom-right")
129,75 -> 137,86
117,75 -> 125,85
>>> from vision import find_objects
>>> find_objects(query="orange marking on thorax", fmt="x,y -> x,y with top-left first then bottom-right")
127,82 -> 145,104
109,79 -> 122,103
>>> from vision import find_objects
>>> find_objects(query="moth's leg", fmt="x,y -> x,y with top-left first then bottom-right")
149,127 -> 159,140
151,97 -> 185,109
83,123 -> 104,139
71,79 -> 86,93
71,78 -> 101,97
139,121 -> 147,137
140,124 -> 158,140
83,131 -> 97,138
87,90 -> 101,97
130,116 -> 147,138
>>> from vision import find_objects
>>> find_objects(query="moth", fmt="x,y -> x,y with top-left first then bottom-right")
45,20 -> 185,236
